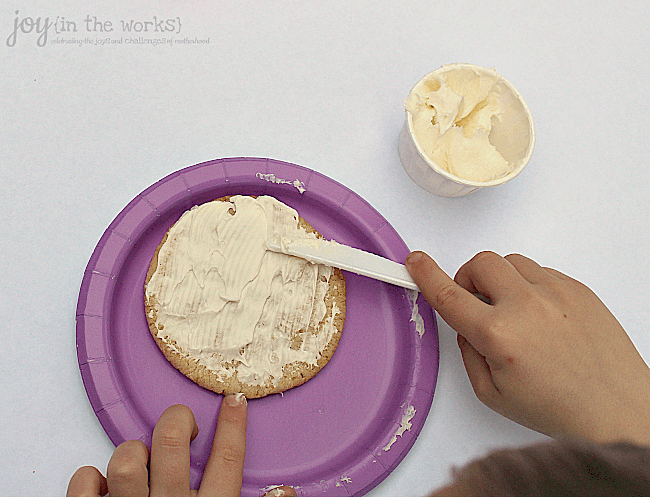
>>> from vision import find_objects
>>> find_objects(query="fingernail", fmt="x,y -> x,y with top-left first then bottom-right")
406,251 -> 424,265
225,393 -> 247,406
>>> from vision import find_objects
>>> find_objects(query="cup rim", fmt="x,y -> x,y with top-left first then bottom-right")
405,63 -> 536,188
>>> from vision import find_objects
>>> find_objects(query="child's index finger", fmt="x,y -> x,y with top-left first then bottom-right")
198,393 -> 247,497
406,251 -> 493,349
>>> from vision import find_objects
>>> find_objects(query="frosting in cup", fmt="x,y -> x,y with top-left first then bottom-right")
405,66 -> 513,182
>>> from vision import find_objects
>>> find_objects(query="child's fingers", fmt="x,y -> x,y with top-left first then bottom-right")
457,334 -> 500,409
198,393 -> 248,497
149,404 -> 199,497
406,251 -> 493,352
66,466 -> 108,497
106,440 -> 150,497
454,251 -> 529,304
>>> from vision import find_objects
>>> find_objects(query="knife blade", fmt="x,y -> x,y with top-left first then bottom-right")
265,236 -> 419,291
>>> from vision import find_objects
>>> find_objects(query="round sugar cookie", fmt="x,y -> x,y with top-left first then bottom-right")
144,195 -> 346,399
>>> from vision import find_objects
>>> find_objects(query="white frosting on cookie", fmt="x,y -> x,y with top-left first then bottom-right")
145,195 -> 340,387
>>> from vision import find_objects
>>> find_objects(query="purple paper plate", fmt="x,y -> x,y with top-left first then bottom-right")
76,158 -> 438,497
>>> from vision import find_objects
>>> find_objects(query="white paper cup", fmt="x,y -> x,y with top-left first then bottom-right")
398,63 -> 535,197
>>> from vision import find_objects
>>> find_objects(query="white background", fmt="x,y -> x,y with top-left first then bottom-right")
2,1 -> 650,495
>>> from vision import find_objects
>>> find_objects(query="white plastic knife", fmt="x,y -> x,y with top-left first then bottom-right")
265,236 -> 419,291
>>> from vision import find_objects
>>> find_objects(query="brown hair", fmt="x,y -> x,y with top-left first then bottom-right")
451,438 -> 650,497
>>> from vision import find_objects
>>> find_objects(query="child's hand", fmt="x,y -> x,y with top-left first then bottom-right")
406,251 -> 650,445
67,394 -> 296,497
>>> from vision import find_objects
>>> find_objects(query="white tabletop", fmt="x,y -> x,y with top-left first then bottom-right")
2,1 -> 650,495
